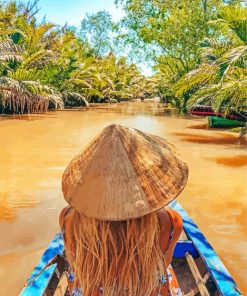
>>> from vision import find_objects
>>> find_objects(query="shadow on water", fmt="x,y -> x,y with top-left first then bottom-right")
173,132 -> 240,145
209,154 -> 247,167
187,123 -> 209,130
0,113 -> 57,121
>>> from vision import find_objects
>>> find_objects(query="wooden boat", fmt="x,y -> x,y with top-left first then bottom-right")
189,105 -> 246,122
208,116 -> 245,128
20,202 -> 242,296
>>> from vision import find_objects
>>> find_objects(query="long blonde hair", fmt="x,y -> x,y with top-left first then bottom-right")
65,210 -> 166,296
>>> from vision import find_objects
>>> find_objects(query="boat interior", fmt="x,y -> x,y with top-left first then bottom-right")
45,230 -> 220,296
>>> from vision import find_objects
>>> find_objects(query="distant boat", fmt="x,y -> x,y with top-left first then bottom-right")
189,105 -> 246,122
20,202 -> 242,296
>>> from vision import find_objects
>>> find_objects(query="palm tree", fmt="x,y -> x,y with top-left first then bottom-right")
174,5 -> 247,114
0,0 -> 157,113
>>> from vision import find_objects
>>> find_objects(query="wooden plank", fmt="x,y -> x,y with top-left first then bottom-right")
184,287 -> 199,296
54,273 -> 68,296
20,233 -> 65,296
171,201 -> 241,296
203,272 -> 210,283
186,253 -> 210,296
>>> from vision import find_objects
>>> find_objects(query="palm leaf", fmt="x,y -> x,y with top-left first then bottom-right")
0,76 -> 61,113
210,6 -> 247,44
217,45 -> 247,79
188,77 -> 247,113
22,50 -> 55,69
62,92 -> 89,107
46,94 -> 64,109
68,78 -> 92,88
175,64 -> 217,97
0,39 -> 23,62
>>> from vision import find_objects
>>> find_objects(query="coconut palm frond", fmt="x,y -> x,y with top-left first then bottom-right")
217,45 -> 247,79
22,50 -> 55,69
46,94 -> 64,109
200,37 -> 231,62
210,7 -> 247,44
7,69 -> 55,95
110,90 -> 132,99
68,78 -> 92,89
62,92 -> 89,107
0,76 -> 49,113
83,88 -> 103,98
7,68 -> 43,81
175,64 -> 217,97
24,22 -> 56,53
230,67 -> 247,79
0,76 -> 26,94
231,18 -> 247,44
21,80 -> 56,96
0,39 -> 23,62
0,75 -> 61,113
101,76 -> 115,90
79,57 -> 95,70
188,77 -> 247,113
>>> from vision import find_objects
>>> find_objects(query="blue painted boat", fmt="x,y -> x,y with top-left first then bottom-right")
20,202 -> 242,296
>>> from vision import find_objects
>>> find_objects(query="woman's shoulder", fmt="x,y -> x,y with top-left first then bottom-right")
158,207 -> 183,258
157,207 -> 183,228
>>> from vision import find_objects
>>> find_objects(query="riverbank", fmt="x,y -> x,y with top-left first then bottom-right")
0,102 -> 246,294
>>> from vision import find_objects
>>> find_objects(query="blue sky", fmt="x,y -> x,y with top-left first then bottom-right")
24,0 -> 125,26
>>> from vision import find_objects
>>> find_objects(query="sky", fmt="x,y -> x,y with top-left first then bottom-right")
16,0 -> 153,76
31,0 -> 125,26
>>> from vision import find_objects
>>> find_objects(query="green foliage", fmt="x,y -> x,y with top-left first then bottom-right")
175,4 -> 247,114
118,0 -> 247,114
80,11 -> 115,57
1,0 -> 245,115
0,1 -> 152,114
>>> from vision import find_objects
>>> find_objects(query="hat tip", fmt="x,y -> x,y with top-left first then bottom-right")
106,123 -> 121,130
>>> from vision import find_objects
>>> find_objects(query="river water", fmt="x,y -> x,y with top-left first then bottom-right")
0,102 -> 246,295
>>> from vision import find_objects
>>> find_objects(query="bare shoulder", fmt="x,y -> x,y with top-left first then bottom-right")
59,206 -> 72,228
157,208 -> 170,226
157,208 -> 183,230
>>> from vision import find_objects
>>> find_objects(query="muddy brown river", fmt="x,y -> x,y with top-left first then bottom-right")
0,102 -> 246,295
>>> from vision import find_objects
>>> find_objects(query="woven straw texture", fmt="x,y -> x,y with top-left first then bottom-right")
62,124 -> 188,220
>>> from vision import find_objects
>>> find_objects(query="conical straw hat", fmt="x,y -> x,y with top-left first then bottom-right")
62,124 -> 188,220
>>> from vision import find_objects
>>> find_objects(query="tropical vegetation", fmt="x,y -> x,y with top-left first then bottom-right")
0,1 -> 155,114
118,0 -> 247,115
0,0 -> 246,116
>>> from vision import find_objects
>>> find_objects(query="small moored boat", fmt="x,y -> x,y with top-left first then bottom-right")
189,105 -> 247,122
208,116 -> 245,128
20,202 -> 242,296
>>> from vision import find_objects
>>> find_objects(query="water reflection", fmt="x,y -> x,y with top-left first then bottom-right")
90,102 -> 173,116
0,191 -> 37,222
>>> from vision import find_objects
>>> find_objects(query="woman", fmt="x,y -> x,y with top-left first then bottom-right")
60,124 -> 188,296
